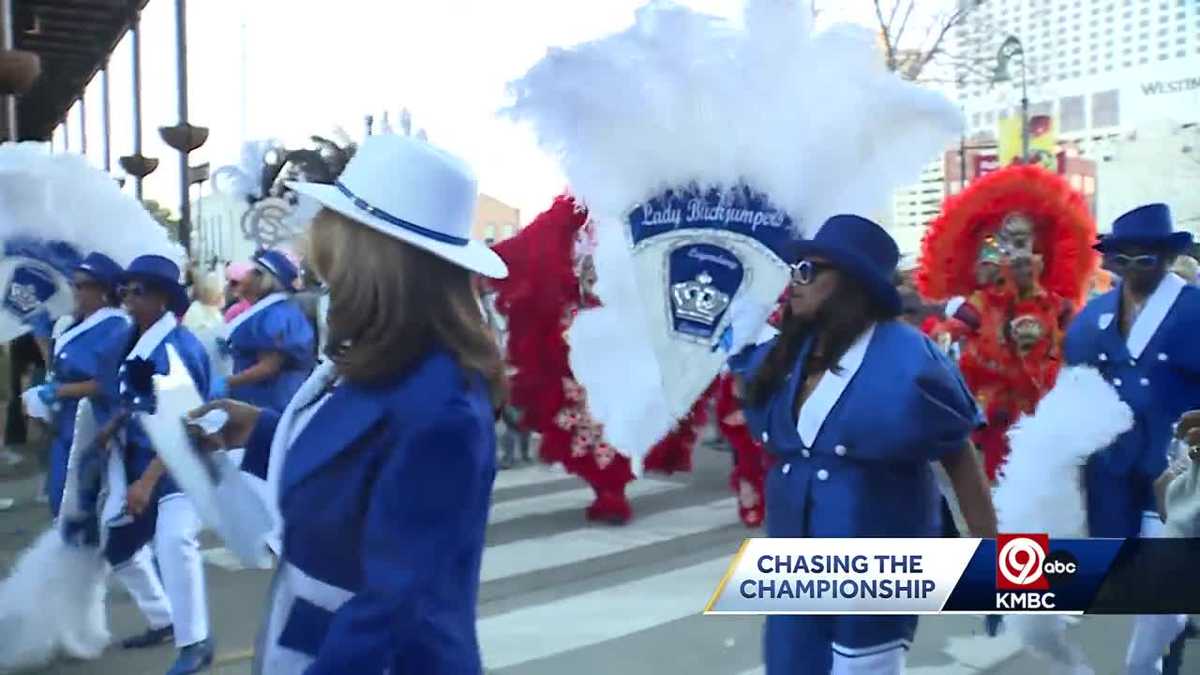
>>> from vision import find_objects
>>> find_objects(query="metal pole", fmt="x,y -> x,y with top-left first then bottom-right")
79,96 -> 88,156
132,15 -> 145,200
63,110 -> 70,151
0,0 -> 15,141
960,134 -> 968,190
101,64 -> 111,172
1020,47 -> 1030,163
175,0 -> 192,255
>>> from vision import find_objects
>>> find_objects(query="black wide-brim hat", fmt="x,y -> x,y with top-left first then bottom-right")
792,214 -> 902,316
122,254 -> 189,315
1095,203 -> 1193,254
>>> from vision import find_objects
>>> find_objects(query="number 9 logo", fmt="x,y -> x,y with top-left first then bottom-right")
998,536 -> 1046,586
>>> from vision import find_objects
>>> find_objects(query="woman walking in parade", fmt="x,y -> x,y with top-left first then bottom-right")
726,215 -> 997,674
194,134 -> 507,674
102,254 -> 215,675
214,249 -> 314,411
31,253 -> 129,517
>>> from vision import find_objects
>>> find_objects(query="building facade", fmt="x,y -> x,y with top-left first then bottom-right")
950,0 -> 1200,232
472,194 -> 521,244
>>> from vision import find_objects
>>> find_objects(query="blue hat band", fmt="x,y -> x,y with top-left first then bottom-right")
335,182 -> 469,247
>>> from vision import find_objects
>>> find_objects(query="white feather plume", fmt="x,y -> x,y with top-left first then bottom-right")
0,529 -> 110,672
995,366 -> 1133,674
505,0 -> 963,461
0,143 -> 182,267
995,366 -> 1132,536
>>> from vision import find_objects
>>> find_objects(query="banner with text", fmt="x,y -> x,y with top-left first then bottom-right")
706,536 -> 1200,615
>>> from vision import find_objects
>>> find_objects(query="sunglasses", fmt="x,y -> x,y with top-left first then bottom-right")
1106,253 -> 1160,271
119,283 -> 148,299
790,259 -> 834,286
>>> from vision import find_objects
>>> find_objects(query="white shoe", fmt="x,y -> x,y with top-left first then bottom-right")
0,497 -> 14,511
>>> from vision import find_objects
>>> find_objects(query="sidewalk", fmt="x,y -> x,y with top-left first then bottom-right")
0,443 -> 45,513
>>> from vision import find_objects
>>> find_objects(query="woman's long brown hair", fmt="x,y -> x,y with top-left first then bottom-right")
743,272 -> 896,409
309,209 -> 508,407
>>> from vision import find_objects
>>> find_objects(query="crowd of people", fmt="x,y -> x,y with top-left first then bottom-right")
2,1 -> 1200,674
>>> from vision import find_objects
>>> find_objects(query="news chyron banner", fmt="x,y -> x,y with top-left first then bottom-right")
706,536 -> 1200,615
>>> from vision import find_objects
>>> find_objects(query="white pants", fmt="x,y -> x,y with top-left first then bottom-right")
111,544 -> 172,631
154,494 -> 209,647
1125,512 -> 1187,675
831,644 -> 905,674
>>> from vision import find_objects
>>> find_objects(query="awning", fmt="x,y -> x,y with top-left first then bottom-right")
12,0 -> 149,140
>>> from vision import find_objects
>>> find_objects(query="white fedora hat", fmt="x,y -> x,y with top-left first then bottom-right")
288,134 -> 508,279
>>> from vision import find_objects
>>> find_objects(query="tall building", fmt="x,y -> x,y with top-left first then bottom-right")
890,160 -> 946,255
950,0 -> 1200,232
955,0 -> 1199,139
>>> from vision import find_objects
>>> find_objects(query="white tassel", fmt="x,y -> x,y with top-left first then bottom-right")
0,530 -> 110,672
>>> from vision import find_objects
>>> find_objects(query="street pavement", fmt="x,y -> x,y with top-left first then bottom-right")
0,442 -> 1184,674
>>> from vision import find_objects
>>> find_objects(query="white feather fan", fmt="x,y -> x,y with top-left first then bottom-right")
506,0 -> 964,464
0,143 -> 182,267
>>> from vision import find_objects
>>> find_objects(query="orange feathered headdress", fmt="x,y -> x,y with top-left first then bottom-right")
916,164 -> 1098,306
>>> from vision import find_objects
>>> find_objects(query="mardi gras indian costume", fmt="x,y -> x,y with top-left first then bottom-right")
0,145 -> 181,672
489,195 -> 768,525
918,165 -> 1098,480
503,0 -> 962,543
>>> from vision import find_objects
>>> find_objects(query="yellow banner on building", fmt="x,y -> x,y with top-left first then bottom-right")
998,114 -> 1057,171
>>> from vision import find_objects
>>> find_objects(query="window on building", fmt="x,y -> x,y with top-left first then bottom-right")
1178,49 -> 1188,56
1092,90 -> 1120,127
1061,96 -> 1085,132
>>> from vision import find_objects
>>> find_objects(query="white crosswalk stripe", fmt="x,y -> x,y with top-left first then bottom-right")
488,477 -> 681,525
482,497 -> 736,582
491,463 -> 569,490
480,557 -> 730,670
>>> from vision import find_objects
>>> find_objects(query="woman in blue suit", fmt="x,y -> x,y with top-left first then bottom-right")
33,252 -> 128,517
215,249 -> 314,411
195,134 -> 508,675
724,215 -> 997,675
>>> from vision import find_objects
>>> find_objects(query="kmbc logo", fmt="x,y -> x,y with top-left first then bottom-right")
996,534 -> 1051,590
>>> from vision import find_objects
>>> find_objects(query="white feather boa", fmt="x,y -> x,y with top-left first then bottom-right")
0,530 -> 110,672
507,0 -> 963,465
994,366 -> 1134,674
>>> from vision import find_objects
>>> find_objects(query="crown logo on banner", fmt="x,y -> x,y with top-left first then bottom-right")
7,282 -> 41,314
672,271 -> 731,326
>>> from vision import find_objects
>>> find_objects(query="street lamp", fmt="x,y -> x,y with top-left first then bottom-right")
993,35 -> 1029,163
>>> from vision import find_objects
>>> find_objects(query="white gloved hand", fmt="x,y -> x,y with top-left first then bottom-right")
712,297 -> 775,354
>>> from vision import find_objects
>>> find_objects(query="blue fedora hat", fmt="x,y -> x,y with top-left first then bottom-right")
252,248 -> 299,290
75,252 -> 124,289
1096,203 -> 1193,253
792,214 -> 902,315
122,255 -> 189,315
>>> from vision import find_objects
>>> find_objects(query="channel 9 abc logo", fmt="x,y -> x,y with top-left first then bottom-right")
995,534 -> 1078,591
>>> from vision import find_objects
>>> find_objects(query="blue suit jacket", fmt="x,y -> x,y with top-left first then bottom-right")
243,349 -> 496,675
121,321 -> 212,496
228,297 -> 314,411
731,321 -> 979,538
1064,278 -> 1200,478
